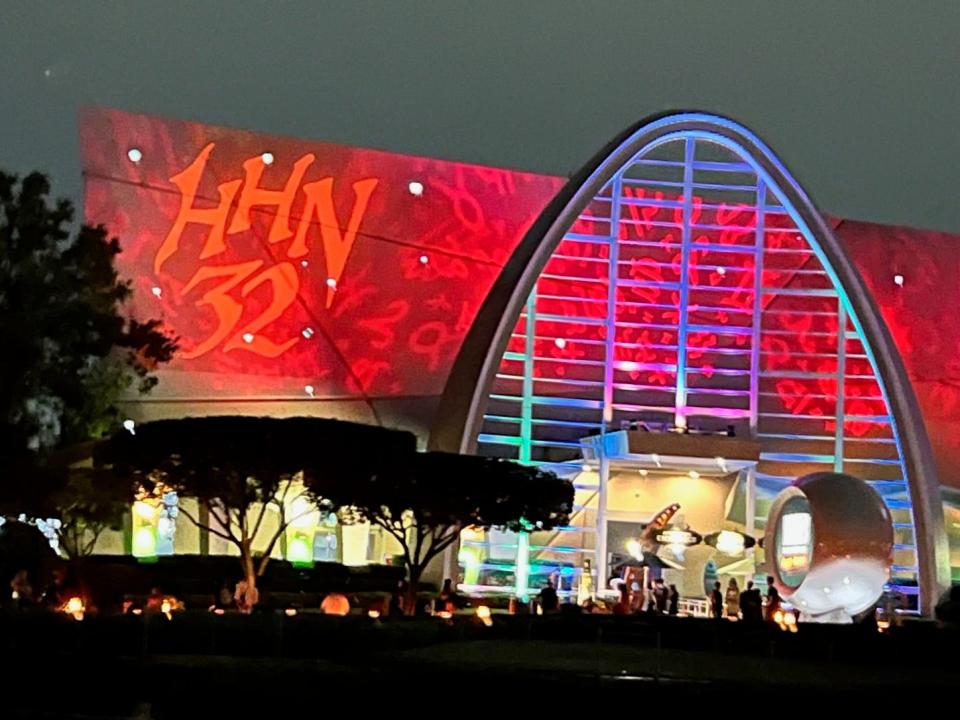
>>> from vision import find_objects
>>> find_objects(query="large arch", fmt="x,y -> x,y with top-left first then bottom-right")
431,112 -> 950,615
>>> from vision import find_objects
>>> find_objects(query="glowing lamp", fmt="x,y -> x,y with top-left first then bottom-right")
242,332 -> 254,344
765,472 -> 893,623
261,152 -> 274,165
284,608 -> 298,617
64,596 -> 85,621
408,181 -> 424,196
458,545 -> 481,586
418,254 -> 430,265
320,593 -> 350,616
127,148 -> 142,163
894,274 -> 904,287
367,609 -> 381,620
626,540 -> 643,560
704,530 -> 756,557
122,419 -> 136,434
476,605 -> 493,627
133,501 -> 155,521
287,533 -> 313,567
132,522 -> 157,561
436,610 -> 453,620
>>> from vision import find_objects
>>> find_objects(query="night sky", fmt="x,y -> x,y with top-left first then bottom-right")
2,1 -> 959,232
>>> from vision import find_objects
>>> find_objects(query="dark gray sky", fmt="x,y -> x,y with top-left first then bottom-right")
2,1 -> 959,232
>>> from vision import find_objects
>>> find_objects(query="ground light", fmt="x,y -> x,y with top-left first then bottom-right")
476,605 -> 493,627
63,596 -> 85,621
772,608 -> 799,633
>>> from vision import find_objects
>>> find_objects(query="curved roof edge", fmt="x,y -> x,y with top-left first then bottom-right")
430,111 -> 951,615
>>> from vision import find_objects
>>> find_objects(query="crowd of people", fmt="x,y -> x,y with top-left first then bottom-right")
708,576 -> 781,621
572,574 -> 784,621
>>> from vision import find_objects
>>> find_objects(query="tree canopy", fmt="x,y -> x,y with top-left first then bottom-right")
309,450 -> 574,611
0,170 -> 176,479
97,416 -> 417,602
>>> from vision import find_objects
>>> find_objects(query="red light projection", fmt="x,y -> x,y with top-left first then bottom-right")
514,185 -> 890,440
80,108 -> 564,403
158,143 -> 378,358
79,108 -> 960,486
837,219 -> 960,486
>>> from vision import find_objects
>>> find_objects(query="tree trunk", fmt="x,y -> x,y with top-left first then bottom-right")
405,567 -> 422,616
238,542 -> 260,612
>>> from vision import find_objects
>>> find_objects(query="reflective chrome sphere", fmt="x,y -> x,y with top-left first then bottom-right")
765,472 -> 893,622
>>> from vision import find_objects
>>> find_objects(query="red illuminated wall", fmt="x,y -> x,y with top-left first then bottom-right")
80,108 -> 563,427
80,108 -> 960,487
835,219 -> 960,490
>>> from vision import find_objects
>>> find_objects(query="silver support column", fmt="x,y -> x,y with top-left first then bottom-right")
596,448 -> 610,590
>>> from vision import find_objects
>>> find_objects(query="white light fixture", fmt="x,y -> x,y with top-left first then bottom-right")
151,286 -> 162,298
242,332 -> 255,344
301,327 -> 315,339
418,254 -> 430,265
122,419 -> 136,435
408,181 -> 424,196
325,278 -> 337,289
300,260 -> 309,268
554,338 -> 567,349
304,385 -> 315,397
617,360 -> 640,372
714,530 -> 746,555
127,148 -> 143,163
688,470 -> 700,480
261,152 -> 274,165
894,274 -> 904,287
716,267 -> 726,276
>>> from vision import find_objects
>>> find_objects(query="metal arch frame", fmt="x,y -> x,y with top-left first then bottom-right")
430,111 -> 950,616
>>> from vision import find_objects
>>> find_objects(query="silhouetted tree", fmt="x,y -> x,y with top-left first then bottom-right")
310,451 -> 574,614
0,170 -> 176,504
98,416 -> 416,607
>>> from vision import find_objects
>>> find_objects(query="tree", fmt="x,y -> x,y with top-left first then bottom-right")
47,469 -> 133,560
0,170 -> 176,489
97,416 -> 416,606
309,451 -> 574,614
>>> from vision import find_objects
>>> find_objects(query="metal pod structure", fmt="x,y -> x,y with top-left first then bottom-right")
434,112 -> 950,616
765,472 -> 894,622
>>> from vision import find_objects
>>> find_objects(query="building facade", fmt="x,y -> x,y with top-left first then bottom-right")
80,108 -> 957,615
